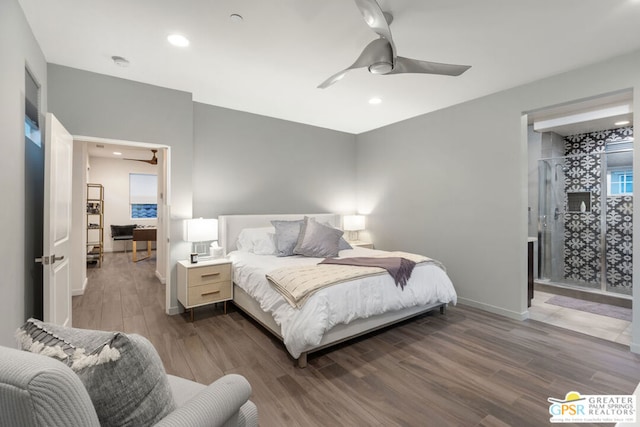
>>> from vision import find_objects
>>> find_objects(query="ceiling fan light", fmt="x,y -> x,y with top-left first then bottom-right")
368,62 -> 393,74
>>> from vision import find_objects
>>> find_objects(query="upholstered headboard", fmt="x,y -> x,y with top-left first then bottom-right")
218,213 -> 340,254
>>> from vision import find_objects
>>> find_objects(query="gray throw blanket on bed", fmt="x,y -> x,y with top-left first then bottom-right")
319,257 -> 417,290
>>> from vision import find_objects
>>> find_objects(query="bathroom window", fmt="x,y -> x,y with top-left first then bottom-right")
608,169 -> 633,195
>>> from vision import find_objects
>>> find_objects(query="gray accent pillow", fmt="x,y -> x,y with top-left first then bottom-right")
339,237 -> 353,250
319,220 -> 352,250
271,219 -> 304,257
293,217 -> 344,258
16,318 -> 176,427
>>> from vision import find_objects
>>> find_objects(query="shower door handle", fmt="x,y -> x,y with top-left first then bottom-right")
541,215 -> 547,228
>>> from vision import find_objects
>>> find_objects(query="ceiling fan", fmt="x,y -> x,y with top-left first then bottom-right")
318,0 -> 471,89
124,149 -> 158,165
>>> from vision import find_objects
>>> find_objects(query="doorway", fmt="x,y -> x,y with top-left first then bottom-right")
24,68 -> 44,320
526,90 -> 633,345
71,137 -> 170,318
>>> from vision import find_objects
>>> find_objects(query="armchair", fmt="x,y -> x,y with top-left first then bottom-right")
0,343 -> 257,427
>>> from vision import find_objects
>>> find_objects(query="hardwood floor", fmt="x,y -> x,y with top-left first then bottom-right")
74,252 -> 640,427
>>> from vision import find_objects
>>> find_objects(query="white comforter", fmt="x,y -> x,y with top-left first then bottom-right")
228,247 -> 457,358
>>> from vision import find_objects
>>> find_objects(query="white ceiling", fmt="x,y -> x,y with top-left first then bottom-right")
18,0 -> 640,134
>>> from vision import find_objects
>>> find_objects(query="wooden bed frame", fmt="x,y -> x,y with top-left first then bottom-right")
219,214 -> 446,368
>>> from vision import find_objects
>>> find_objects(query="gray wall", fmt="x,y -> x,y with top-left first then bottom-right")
192,103 -> 357,217
356,96 -> 527,318
47,64 -> 194,314
356,48 -> 640,354
0,0 -> 48,347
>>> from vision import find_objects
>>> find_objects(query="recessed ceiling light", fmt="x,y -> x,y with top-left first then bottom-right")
113,151 -> 122,156
369,97 -> 382,105
111,56 -> 130,67
230,13 -> 244,22
615,120 -> 630,126
167,34 -> 189,47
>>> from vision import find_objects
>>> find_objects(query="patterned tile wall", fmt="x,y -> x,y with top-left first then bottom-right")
606,196 -> 633,291
563,126 -> 633,291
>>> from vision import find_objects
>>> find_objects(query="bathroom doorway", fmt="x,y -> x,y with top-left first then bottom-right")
530,91 -> 633,298
526,90 -> 633,344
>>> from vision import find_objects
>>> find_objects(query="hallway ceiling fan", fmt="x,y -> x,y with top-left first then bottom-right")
318,0 -> 471,89
124,149 -> 158,165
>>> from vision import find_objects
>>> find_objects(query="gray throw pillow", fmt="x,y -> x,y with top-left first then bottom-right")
294,217 -> 344,257
319,220 -> 352,250
339,237 -> 353,250
271,219 -> 304,256
16,318 -> 176,427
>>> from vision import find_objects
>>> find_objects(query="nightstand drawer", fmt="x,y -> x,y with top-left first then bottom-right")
187,263 -> 231,287
188,281 -> 232,306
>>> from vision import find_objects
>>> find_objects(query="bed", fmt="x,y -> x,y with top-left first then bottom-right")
219,213 -> 457,368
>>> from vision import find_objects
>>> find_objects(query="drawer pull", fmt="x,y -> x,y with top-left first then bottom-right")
201,272 -> 220,278
201,290 -> 220,296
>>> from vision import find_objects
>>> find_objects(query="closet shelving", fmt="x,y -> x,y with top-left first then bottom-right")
86,183 -> 104,267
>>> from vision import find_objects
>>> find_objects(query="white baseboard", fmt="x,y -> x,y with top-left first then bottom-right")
72,277 -> 89,296
155,270 -> 166,284
166,305 -> 181,315
457,297 -> 529,321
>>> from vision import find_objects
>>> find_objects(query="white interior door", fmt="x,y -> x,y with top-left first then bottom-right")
39,113 -> 73,326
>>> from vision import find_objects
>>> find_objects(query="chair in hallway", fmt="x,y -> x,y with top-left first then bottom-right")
110,224 -> 136,253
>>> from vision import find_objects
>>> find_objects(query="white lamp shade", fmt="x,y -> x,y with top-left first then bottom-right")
343,215 -> 366,231
184,218 -> 218,242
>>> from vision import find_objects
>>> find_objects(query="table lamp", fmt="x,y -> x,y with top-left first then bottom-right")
343,215 -> 366,241
184,218 -> 218,261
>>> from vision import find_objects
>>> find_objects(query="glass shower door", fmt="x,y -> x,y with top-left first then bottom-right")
538,149 -> 633,296
604,147 -> 633,296
538,158 -> 566,282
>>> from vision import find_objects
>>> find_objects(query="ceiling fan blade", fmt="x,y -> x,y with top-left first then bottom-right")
354,0 -> 394,44
318,38 -> 392,89
388,56 -> 471,76
124,158 -> 154,164
123,149 -> 158,165
318,69 -> 351,89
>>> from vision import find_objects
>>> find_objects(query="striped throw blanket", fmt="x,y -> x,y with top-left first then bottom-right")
266,252 -> 444,309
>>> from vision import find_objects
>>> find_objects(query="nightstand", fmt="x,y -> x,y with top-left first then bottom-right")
348,240 -> 374,249
177,258 -> 232,321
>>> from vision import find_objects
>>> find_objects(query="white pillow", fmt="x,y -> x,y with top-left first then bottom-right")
236,227 -> 276,254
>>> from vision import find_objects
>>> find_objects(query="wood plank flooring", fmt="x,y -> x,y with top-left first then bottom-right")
74,252 -> 640,427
